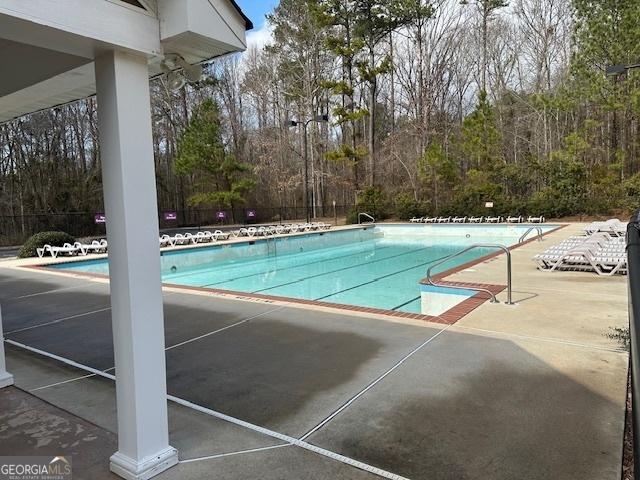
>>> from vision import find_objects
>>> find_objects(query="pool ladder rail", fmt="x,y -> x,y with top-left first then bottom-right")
425,244 -> 514,305
358,212 -> 375,225
518,226 -> 544,243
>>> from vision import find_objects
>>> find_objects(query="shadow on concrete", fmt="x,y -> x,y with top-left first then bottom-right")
3,289 -> 111,333
511,290 -> 539,303
309,330 -> 625,480
0,271 -> 89,302
166,319 -> 382,431
6,298 -> 274,371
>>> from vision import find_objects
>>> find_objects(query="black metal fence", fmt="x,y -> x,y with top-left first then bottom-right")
626,212 -> 640,479
0,204 -> 383,246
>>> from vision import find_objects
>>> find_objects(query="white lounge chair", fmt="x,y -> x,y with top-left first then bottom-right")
585,219 -> 627,237
231,228 -> 249,237
506,216 -> 523,223
212,230 -> 230,240
527,216 -> 545,223
172,233 -> 197,245
194,231 -> 214,243
452,216 -> 467,223
74,240 -> 108,255
468,216 -> 483,223
485,216 -> 502,223
533,234 -> 626,275
159,235 -> 174,247
38,243 -> 81,258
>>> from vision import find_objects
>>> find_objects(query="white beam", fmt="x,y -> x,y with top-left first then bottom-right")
0,0 -> 161,58
94,50 -> 177,480
0,305 -> 15,389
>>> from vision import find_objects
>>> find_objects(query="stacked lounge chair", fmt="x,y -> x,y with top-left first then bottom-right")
533,232 -> 626,276
584,219 -> 627,237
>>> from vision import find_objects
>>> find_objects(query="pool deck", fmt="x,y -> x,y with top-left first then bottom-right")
0,222 -> 629,479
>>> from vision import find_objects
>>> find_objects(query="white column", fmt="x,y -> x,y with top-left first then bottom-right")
0,305 -> 15,388
94,50 -> 178,480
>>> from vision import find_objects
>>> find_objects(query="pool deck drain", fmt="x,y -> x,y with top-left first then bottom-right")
0,222 -> 630,479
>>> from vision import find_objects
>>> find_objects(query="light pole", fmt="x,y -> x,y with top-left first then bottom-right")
288,114 -> 329,223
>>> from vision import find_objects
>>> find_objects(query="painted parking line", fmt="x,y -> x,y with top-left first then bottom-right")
165,306 -> 286,351
29,367 -> 116,392
299,322 -> 454,441
9,285 -> 92,301
5,307 -> 112,335
179,444 -> 290,464
8,340 -> 411,480
453,325 -> 628,353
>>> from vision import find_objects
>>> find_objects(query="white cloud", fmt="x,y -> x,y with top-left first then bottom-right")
246,20 -> 274,50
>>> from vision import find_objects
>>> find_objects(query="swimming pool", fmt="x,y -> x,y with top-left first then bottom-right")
50,224 -> 557,317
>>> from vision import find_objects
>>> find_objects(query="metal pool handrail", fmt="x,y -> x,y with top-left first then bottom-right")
425,244 -> 513,305
358,212 -> 375,224
518,226 -> 544,243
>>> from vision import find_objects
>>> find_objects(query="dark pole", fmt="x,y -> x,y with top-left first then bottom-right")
303,121 -> 310,224
288,115 -> 327,224
627,211 -> 640,480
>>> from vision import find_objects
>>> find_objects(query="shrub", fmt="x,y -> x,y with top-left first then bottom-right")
357,186 -> 391,220
606,327 -> 630,351
346,208 -> 359,225
18,231 -> 75,258
395,193 -> 427,220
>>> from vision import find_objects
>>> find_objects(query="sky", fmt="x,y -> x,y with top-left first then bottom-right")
235,0 -> 278,49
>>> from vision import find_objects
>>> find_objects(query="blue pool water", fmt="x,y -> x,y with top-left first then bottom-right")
51,224 -> 556,314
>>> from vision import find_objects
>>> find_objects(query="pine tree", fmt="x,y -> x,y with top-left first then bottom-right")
175,99 -> 255,209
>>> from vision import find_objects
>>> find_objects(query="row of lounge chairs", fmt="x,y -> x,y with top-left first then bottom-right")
37,222 -> 333,257
230,222 -> 332,238
37,240 -> 108,258
584,219 -> 627,237
159,222 -> 331,246
410,215 -> 545,224
159,230 -> 230,247
533,231 -> 626,276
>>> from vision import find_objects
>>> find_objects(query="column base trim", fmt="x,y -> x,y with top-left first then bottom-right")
110,446 -> 178,480
0,371 -> 14,389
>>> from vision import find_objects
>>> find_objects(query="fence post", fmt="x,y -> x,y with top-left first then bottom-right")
627,211 -> 640,480
0,305 -> 14,388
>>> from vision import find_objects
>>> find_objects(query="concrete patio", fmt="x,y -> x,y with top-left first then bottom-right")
0,223 -> 629,479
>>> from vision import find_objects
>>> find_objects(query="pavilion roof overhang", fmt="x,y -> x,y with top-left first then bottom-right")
0,0 -> 252,123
